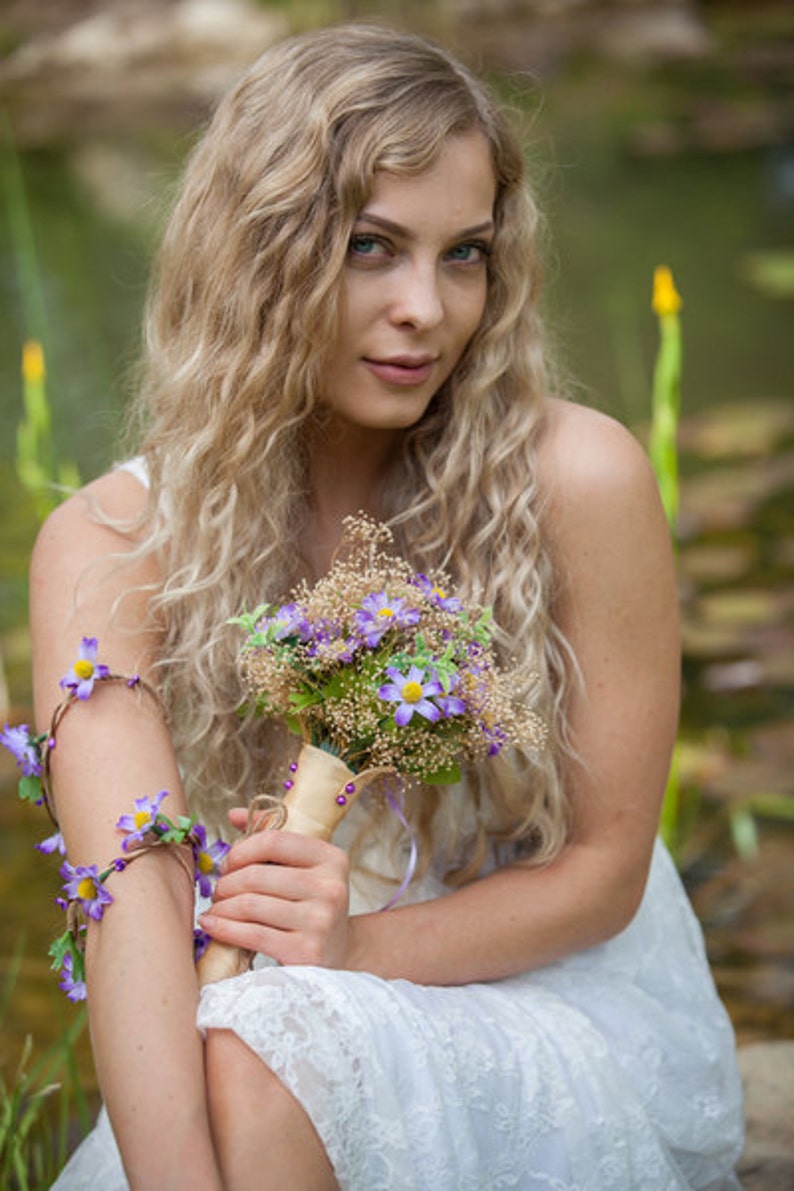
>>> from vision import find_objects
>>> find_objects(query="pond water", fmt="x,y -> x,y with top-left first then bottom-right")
1,48 -> 792,1105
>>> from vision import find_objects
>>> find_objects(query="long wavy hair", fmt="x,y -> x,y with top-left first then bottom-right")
124,23 -> 574,880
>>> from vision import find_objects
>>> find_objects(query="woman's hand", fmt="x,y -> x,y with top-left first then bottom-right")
198,813 -> 352,969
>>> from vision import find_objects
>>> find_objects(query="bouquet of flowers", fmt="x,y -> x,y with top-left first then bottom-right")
197,515 -> 545,984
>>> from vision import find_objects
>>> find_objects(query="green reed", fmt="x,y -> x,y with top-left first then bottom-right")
647,267 -> 775,860
2,115 -> 80,520
647,266 -> 684,851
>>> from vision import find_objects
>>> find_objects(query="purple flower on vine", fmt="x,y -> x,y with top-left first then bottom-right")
193,927 -> 212,961
378,665 -> 443,727
59,861 -> 114,921
58,951 -> 87,1002
412,574 -> 463,614
191,825 -> 230,898
59,637 -> 110,700
116,791 -> 169,850
1,723 -> 43,777
353,592 -> 420,648
36,830 -> 66,856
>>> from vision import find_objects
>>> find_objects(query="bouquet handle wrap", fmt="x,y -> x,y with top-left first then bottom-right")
197,744 -> 389,987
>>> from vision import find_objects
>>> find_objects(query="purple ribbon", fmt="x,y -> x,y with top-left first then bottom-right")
378,782 -> 418,912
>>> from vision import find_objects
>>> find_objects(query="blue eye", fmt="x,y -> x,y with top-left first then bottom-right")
446,242 -> 490,264
349,234 -> 387,258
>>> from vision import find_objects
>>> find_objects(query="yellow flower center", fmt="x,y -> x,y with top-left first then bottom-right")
652,265 -> 682,316
77,877 -> 98,901
197,852 -> 214,874
432,587 -> 446,600
376,607 -> 395,619
402,681 -> 423,704
133,810 -> 151,830
74,659 -> 95,680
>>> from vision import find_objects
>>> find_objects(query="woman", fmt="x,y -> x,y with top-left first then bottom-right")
36,23 -> 742,1190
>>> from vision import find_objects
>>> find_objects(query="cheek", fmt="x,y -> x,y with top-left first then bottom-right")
459,281 -> 489,343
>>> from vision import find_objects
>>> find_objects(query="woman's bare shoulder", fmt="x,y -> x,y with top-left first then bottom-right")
537,397 -> 656,499
534,397 -> 674,591
31,468 -> 150,570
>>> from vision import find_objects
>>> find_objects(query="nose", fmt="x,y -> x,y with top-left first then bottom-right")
388,260 -> 444,331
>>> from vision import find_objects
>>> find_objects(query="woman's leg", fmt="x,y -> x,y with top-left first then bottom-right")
205,1028 -> 339,1190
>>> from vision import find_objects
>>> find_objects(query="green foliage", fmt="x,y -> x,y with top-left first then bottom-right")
2,116 -> 81,522
0,944 -> 90,1189
648,308 -> 682,531
647,270 -> 790,861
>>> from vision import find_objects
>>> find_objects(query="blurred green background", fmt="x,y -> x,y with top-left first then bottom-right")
0,0 -> 792,1176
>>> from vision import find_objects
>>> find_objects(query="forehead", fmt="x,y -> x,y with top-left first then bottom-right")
362,131 -> 496,231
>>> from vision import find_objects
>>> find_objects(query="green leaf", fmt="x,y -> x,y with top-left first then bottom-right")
418,763 -> 461,785
18,774 -> 43,804
289,688 -> 323,712
47,934 -> 75,972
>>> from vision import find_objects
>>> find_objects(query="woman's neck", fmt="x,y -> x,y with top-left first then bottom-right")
302,422 -> 402,579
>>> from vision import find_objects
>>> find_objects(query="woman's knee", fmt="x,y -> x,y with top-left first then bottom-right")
205,1029 -> 281,1125
204,1028 -> 338,1188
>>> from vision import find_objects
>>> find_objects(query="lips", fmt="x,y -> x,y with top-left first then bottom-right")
363,355 -> 438,387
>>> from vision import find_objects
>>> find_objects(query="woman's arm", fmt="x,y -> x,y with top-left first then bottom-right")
30,471 -> 222,1189
203,400 -> 680,985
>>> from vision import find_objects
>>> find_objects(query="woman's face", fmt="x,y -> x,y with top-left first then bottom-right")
321,130 -> 496,437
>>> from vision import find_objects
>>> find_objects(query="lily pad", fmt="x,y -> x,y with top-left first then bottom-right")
678,400 -> 794,460
679,542 -> 756,584
697,588 -> 785,629
741,250 -> 794,300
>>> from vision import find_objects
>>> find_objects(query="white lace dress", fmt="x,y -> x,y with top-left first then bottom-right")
52,794 -> 744,1190
53,457 -> 743,1187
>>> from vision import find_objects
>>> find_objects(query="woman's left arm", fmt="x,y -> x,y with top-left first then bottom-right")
203,400 -> 680,984
343,400 -> 681,983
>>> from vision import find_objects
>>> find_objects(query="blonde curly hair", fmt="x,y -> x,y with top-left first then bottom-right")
123,24 -> 574,880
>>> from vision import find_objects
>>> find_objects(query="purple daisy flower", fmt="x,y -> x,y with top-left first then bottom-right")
305,619 -> 358,664
412,574 -> 463,614
59,637 -> 110,700
259,602 -> 312,642
353,592 -> 421,648
1,723 -> 43,777
116,791 -> 169,851
378,665 -> 443,727
58,950 -> 87,1002
59,861 -> 114,921
435,691 -> 466,718
481,720 -> 508,756
430,670 -> 466,719
191,825 -> 230,898
36,830 -> 66,856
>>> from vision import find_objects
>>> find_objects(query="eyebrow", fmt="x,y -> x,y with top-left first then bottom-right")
354,212 -> 495,240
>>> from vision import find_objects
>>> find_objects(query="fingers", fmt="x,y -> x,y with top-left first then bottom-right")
199,815 -> 351,968
197,912 -> 337,968
213,852 -> 348,912
222,822 -> 341,873
198,890 -> 350,968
